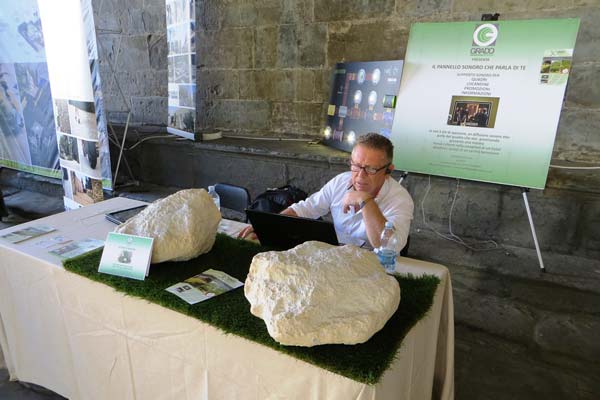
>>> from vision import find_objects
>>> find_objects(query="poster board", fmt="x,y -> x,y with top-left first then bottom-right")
0,0 -> 59,178
323,60 -> 404,152
166,0 -> 196,139
390,19 -> 580,189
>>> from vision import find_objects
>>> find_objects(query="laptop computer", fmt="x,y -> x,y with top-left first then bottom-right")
105,205 -> 147,225
245,209 -> 339,250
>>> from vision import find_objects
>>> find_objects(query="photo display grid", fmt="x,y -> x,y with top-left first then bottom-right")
166,0 -> 196,139
322,60 -> 404,152
37,0 -> 112,209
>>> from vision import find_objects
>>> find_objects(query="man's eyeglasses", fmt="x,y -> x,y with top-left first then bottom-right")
348,161 -> 390,175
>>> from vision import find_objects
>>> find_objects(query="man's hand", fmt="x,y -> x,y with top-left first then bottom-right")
342,190 -> 372,213
238,225 -> 257,240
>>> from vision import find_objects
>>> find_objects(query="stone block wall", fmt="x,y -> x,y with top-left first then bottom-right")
94,0 -> 600,166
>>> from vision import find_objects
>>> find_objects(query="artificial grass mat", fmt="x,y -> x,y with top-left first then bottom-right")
63,234 -> 439,385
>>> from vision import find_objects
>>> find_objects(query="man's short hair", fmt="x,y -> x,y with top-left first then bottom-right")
355,133 -> 394,162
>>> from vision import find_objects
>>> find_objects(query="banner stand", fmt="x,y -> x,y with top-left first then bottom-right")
400,172 -> 546,272
521,188 -> 546,272
112,111 -> 132,187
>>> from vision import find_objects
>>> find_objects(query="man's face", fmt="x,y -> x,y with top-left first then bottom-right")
350,144 -> 394,196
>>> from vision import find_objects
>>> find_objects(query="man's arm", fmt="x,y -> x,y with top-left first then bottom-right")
342,190 -> 386,247
281,207 -> 298,217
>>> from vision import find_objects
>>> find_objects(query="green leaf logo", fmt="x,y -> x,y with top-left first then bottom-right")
473,24 -> 498,47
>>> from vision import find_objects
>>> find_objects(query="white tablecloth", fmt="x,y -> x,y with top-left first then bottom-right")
0,197 -> 454,400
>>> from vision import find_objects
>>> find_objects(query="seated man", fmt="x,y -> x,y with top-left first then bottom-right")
240,133 -> 414,249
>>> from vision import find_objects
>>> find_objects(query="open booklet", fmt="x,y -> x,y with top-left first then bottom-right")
166,269 -> 243,305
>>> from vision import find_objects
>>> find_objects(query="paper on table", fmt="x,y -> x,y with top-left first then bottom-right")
166,269 -> 243,304
49,238 -> 104,259
0,225 -> 56,244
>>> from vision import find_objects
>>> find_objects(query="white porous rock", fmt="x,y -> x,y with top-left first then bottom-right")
116,189 -> 221,263
244,241 -> 400,346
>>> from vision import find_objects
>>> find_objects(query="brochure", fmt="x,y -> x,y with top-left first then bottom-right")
49,238 -> 104,259
0,225 -> 56,244
166,269 -> 244,304
34,235 -> 72,249
98,232 -> 154,281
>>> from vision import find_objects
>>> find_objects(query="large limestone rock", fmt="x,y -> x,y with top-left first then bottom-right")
116,189 -> 221,263
245,241 -> 400,347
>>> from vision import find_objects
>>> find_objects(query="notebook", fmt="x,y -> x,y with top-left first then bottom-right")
246,209 -> 339,250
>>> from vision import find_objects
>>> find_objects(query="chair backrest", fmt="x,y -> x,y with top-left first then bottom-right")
214,183 -> 251,217
400,235 -> 410,257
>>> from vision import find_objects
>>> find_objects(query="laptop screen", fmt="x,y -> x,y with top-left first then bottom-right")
246,209 -> 339,250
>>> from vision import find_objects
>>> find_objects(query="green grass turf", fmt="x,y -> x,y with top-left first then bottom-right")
63,234 -> 439,384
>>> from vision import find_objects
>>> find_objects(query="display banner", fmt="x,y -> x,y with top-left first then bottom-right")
391,19 -> 580,189
0,0 -> 59,178
166,0 -> 196,139
38,0 -> 112,209
323,60 -> 404,152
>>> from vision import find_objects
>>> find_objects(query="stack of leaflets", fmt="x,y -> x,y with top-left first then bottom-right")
0,225 -> 56,244
50,238 -> 105,259
166,269 -> 244,304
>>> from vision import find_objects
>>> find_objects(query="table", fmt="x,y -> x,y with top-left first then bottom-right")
0,197 -> 454,399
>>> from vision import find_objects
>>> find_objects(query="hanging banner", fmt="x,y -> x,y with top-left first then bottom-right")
166,0 -> 196,139
38,0 -> 112,209
0,0 -> 59,178
391,19 -> 580,189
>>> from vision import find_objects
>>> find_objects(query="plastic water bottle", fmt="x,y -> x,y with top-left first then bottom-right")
208,185 -> 220,211
377,221 -> 399,273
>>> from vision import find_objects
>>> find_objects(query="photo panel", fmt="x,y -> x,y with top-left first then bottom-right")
14,62 -> 58,169
166,0 -> 190,27
67,99 -> 98,140
167,24 -> 191,55
168,83 -> 179,107
77,138 -> 101,178
172,54 -> 192,84
17,16 -> 44,53
447,96 -> 499,129
0,63 -> 32,164
61,167 -> 73,199
53,98 -> 71,134
168,106 -> 194,133
70,169 -> 103,206
57,132 -> 80,169
178,84 -> 195,108
189,0 -> 195,21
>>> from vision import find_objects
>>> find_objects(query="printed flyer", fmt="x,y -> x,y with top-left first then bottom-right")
391,19 -> 580,189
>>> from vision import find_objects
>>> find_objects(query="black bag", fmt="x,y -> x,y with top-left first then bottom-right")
248,185 -> 307,214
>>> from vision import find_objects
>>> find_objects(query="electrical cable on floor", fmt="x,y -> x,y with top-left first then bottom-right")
221,134 -> 313,142
549,164 -> 600,170
125,135 -> 177,150
420,176 -> 502,252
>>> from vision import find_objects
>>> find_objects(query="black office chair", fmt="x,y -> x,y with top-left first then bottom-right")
214,183 -> 251,222
400,235 -> 410,257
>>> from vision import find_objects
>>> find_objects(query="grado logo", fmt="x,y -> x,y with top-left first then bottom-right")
473,23 -> 498,47
471,23 -> 499,55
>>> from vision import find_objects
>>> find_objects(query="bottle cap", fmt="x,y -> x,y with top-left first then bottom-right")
208,185 -> 215,191
384,221 -> 394,229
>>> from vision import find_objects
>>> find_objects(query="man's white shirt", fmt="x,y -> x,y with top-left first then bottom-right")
290,172 -> 414,248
